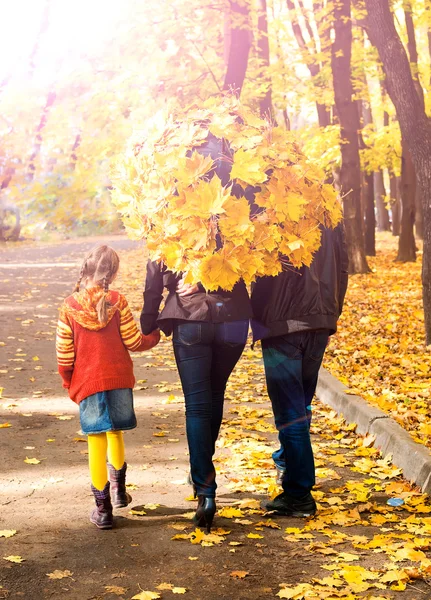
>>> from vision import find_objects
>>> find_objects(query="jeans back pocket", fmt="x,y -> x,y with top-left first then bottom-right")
222,320 -> 249,346
173,322 -> 202,346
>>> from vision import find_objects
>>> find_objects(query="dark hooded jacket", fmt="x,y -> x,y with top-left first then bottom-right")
250,224 -> 348,342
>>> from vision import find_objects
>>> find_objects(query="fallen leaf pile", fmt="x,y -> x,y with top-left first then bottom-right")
324,233 -> 431,447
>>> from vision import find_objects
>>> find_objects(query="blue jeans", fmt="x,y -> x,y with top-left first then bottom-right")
173,320 -> 248,497
262,330 -> 329,497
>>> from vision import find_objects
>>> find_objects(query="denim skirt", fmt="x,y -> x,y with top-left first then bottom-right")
79,388 -> 137,435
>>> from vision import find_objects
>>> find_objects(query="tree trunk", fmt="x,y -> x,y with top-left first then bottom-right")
390,174 -> 401,236
332,0 -> 369,273
364,172 -> 376,255
364,0 -> 431,341
374,171 -> 391,231
415,186 -> 424,239
286,0 -> 331,127
257,0 -> 274,119
396,143 -> 416,261
403,0 -> 424,241
27,91 -> 56,182
223,1 -> 251,96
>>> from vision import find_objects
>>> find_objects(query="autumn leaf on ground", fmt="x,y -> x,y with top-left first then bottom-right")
230,571 -> 249,579
277,584 -> 312,598
156,583 -> 173,590
217,507 -> 243,518
24,457 -> 41,464
3,556 -> 24,563
0,423 -> 12,428
0,530 -> 17,538
172,587 -> 187,594
131,591 -> 160,600
46,570 -> 73,579
104,585 -> 127,595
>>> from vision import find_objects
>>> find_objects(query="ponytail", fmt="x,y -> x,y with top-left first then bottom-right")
96,276 -> 109,325
75,246 -> 120,325
74,263 -> 86,293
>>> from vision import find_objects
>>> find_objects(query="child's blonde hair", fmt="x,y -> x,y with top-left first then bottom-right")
75,245 -> 120,324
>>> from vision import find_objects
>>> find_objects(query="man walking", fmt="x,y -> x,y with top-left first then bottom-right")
251,224 -> 348,517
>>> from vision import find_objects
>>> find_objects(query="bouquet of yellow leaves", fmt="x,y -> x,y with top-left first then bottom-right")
111,95 -> 342,291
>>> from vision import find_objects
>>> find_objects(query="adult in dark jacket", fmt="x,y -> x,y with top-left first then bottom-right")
251,224 -> 348,517
140,134 -> 252,532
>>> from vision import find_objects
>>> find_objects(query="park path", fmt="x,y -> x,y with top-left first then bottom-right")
0,236 -> 431,600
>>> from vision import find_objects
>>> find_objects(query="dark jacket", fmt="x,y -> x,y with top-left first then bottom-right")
250,224 -> 348,342
140,260 -> 252,336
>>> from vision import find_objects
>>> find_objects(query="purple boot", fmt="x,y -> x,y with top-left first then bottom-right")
90,482 -> 113,529
108,462 -> 132,508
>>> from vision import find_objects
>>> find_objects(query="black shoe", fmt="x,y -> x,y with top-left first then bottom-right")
193,496 -> 216,533
265,491 -> 316,517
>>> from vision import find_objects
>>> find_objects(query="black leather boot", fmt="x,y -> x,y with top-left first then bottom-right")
90,482 -> 114,529
193,496 -> 216,533
108,462 -> 132,508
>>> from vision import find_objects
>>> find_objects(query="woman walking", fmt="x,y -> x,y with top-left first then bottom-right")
141,265 -> 250,531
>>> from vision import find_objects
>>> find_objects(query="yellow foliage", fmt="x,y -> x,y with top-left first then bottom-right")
112,96 -> 341,290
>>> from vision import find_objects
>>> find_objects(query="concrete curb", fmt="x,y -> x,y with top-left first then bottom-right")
316,368 -> 431,494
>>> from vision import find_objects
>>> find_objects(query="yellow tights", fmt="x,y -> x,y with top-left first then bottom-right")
88,431 -> 125,490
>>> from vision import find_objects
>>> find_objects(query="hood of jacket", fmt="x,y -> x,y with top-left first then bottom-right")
63,287 -> 119,331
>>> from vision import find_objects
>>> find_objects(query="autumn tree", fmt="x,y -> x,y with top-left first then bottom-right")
223,1 -> 252,95
331,0 -> 369,273
364,0 -> 431,343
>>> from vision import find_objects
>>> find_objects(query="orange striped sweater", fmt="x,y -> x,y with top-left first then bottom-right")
56,287 -> 159,403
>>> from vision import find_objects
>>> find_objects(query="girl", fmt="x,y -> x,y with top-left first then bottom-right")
56,245 -> 160,529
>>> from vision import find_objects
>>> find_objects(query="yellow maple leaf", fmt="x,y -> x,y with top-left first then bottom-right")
172,588 -> 187,594
172,150 -> 214,187
392,547 -> 427,562
276,583 -> 312,599
131,592 -> 161,600
24,457 -> 41,465
0,530 -> 16,538
230,148 -> 269,187
3,555 -> 24,563
180,177 -> 231,220
218,197 -> 253,243
198,251 -> 240,292
217,507 -> 243,518
190,529 -> 206,545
